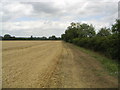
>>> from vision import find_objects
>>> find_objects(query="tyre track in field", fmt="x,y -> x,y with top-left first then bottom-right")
31,43 -> 63,88
66,43 -> 118,88
2,41 -> 118,88
47,42 -> 86,88
44,42 -> 118,88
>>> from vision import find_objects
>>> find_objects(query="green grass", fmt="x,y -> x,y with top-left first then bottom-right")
73,44 -> 118,77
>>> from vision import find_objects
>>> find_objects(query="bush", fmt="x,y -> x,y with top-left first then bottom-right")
62,20 -> 119,62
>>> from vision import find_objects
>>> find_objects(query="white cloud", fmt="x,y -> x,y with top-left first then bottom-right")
1,0 -> 119,37
2,2 -> 34,21
2,20 -> 70,37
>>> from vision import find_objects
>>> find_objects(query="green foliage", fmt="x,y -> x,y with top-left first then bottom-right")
112,19 -> 120,34
4,34 -> 11,39
2,35 -> 61,40
49,35 -> 57,40
3,34 -> 15,40
61,19 -> 120,61
77,24 -> 96,38
97,27 -> 111,37
61,22 -> 96,42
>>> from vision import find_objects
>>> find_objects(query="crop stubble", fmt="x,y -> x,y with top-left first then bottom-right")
2,41 -> 118,88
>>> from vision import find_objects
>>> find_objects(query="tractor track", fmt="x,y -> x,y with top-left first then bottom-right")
2,41 -> 118,88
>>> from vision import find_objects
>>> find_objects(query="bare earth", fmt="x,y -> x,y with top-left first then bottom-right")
2,41 -> 118,88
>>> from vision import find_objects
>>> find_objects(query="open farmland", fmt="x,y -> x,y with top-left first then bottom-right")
2,41 -> 118,88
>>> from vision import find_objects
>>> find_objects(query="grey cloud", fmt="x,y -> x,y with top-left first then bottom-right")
23,2 -> 61,15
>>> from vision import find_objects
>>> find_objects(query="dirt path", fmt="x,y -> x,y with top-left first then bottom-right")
2,41 -> 118,88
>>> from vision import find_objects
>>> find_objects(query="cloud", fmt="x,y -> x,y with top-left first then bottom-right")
1,0 -> 119,37
2,20 -> 70,37
27,2 -> 60,14
2,2 -> 34,21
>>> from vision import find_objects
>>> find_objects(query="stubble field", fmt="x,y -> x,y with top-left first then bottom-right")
2,41 -> 118,88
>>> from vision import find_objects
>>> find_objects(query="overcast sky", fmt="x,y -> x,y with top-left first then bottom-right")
0,0 -> 119,37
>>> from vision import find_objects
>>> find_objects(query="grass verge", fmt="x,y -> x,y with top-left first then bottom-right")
73,44 -> 118,77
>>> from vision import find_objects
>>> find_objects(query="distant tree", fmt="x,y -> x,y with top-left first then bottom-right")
49,35 -> 57,40
41,36 -> 47,40
31,35 -> 33,38
4,34 -> 11,39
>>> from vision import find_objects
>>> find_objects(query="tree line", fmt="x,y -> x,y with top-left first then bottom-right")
1,35 -> 61,40
61,19 -> 120,61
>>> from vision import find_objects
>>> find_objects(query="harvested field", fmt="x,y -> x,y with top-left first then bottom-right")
2,41 -> 118,88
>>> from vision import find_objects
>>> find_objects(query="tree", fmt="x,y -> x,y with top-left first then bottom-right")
97,27 -> 111,37
49,35 -> 57,40
61,22 -> 96,42
112,19 -> 120,34
77,23 -> 96,38
41,36 -> 47,40
31,35 -> 33,38
61,20 -> 119,61
70,22 -> 76,28
4,34 -> 11,39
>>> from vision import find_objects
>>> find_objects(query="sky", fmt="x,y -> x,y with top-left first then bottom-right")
0,0 -> 119,37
